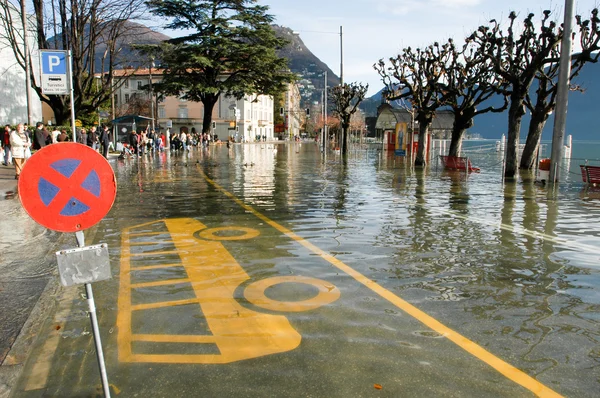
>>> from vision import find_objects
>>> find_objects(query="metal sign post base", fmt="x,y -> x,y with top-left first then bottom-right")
75,231 -> 111,397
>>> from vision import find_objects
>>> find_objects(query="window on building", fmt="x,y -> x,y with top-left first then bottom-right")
158,108 -> 166,118
137,81 -> 143,90
114,94 -> 118,106
124,79 -> 129,88
178,107 -> 188,119
125,93 -> 130,103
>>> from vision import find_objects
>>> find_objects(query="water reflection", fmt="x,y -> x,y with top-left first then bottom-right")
91,143 -> 600,396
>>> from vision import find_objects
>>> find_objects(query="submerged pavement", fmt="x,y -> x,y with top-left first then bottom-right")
1,143 -> 599,397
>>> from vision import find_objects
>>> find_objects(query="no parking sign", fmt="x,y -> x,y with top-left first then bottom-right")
18,142 -> 117,232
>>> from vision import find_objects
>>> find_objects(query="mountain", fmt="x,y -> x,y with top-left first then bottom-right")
273,25 -> 340,103
48,21 -> 170,73
471,62 -> 600,141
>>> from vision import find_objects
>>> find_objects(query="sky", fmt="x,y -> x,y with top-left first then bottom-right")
261,0 -> 600,96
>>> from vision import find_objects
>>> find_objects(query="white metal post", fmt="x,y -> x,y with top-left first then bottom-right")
67,51 -> 77,142
549,0 -> 575,183
75,231 -> 111,397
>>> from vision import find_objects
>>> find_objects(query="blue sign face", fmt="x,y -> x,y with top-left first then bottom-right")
41,51 -> 67,75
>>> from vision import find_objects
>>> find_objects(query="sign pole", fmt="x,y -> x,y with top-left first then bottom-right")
68,50 -> 77,142
75,231 -> 111,398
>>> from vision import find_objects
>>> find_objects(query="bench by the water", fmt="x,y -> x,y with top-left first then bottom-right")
441,156 -> 480,173
580,165 -> 600,185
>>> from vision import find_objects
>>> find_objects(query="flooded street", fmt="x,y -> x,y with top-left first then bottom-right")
8,141 -> 600,397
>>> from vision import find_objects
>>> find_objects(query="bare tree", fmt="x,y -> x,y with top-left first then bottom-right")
375,42 -> 452,166
329,82 -> 368,156
467,11 -> 562,178
0,0 -> 148,124
520,8 -> 600,169
441,38 -> 508,157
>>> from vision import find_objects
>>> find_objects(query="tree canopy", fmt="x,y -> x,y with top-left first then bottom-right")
143,0 -> 296,134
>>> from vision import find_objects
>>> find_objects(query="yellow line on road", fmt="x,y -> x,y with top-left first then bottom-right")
132,334 -> 216,344
132,298 -> 202,311
198,168 -> 562,398
131,278 -> 191,289
132,263 -> 183,271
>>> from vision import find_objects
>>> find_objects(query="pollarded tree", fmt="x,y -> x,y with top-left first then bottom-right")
441,38 -> 508,157
143,0 -> 295,135
520,8 -> 600,170
329,82 -> 368,156
468,11 -> 562,178
375,42 -> 452,166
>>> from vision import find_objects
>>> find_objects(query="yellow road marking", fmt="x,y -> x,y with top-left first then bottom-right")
132,298 -> 202,311
129,250 -> 178,257
130,278 -> 191,289
244,276 -> 340,312
118,219 -> 303,364
198,168 -> 562,398
132,263 -> 182,271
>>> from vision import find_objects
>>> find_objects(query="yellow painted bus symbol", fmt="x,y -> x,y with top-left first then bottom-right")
117,218 -> 339,364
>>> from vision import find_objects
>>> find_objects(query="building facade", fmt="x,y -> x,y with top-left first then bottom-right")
0,4 -> 42,125
111,68 -> 274,142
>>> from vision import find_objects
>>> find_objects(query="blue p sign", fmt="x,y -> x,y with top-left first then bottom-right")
42,51 -> 67,74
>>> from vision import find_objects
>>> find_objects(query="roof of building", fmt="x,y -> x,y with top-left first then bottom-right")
375,103 -> 454,131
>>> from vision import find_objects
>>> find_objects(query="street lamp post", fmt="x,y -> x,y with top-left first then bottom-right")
149,59 -> 155,131
549,0 -> 575,183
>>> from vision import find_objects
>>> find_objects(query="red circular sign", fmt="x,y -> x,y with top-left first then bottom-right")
18,143 -> 117,232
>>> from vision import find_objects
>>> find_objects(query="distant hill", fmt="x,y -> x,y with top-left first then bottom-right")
49,21 -> 170,73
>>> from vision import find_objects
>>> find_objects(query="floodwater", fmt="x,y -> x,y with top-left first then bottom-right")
10,141 -> 600,397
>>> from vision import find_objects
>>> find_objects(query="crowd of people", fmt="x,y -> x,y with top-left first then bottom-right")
121,127 -> 219,158
0,122 -> 112,180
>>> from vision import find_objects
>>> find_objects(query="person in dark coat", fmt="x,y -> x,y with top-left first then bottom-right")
87,126 -> 98,149
129,130 -> 139,155
99,125 -> 110,158
33,122 -> 47,150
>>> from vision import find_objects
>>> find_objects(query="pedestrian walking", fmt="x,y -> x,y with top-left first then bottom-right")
9,123 -> 31,179
87,126 -> 98,150
57,130 -> 68,142
78,128 -> 87,145
100,125 -> 110,158
1,124 -> 11,166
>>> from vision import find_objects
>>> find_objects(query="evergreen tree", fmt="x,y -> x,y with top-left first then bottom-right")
144,0 -> 295,134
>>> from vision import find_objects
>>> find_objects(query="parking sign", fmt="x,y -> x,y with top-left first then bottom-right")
41,50 -> 69,95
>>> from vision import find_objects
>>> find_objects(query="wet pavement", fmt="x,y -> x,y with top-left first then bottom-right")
1,142 -> 600,397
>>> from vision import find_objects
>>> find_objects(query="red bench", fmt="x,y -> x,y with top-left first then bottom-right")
580,165 -> 600,185
441,156 -> 480,173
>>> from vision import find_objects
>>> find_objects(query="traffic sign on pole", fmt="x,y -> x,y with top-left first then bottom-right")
40,50 -> 70,95
18,143 -> 117,232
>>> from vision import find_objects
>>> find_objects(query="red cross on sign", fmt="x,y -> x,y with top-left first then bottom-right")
18,143 -> 117,233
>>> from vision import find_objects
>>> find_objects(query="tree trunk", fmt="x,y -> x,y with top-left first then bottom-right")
415,121 -> 430,166
519,107 -> 549,170
448,112 -> 474,157
201,94 -> 219,135
341,117 -> 350,156
504,93 -> 526,178
414,112 -> 433,166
